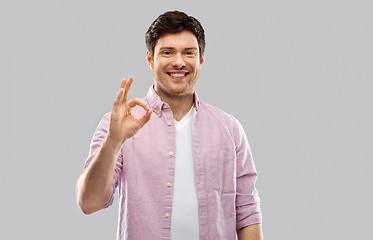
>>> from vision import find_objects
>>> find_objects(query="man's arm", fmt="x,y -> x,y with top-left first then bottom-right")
233,116 -> 263,237
76,136 -> 122,214
76,77 -> 152,214
237,224 -> 263,240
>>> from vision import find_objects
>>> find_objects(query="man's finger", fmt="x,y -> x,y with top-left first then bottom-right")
138,109 -> 153,127
123,76 -> 134,103
127,97 -> 150,110
112,88 -> 124,112
120,78 -> 127,89
118,78 -> 127,104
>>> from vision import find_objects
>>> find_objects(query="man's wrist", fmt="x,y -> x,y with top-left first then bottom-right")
104,135 -> 125,153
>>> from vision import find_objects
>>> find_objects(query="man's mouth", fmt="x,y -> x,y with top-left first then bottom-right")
167,72 -> 189,77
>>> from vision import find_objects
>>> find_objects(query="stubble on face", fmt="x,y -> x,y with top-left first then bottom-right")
155,64 -> 199,100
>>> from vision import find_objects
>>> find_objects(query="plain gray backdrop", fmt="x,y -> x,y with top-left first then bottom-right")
2,0 -> 372,239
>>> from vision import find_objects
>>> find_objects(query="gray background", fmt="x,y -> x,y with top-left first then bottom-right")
1,0 -> 372,239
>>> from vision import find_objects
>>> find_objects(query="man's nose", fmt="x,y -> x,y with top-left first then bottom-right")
171,54 -> 186,68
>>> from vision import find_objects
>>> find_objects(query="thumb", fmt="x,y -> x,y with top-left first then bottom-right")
138,109 -> 153,127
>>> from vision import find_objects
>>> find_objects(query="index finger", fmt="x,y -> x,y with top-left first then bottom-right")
127,97 -> 150,110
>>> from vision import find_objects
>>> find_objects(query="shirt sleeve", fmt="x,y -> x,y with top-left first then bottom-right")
83,112 -> 123,209
233,117 -> 262,229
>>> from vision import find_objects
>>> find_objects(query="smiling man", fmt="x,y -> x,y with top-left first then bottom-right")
77,10 -> 263,240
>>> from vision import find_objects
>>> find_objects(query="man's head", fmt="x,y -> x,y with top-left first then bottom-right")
145,11 -> 206,99
145,10 -> 205,60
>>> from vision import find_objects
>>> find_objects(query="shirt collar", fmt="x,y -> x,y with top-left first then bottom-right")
145,85 -> 200,118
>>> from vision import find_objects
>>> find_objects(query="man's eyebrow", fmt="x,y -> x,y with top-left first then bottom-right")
159,47 -> 175,50
185,47 -> 198,51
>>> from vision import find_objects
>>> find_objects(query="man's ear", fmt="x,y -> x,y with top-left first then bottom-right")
199,52 -> 205,68
146,50 -> 154,70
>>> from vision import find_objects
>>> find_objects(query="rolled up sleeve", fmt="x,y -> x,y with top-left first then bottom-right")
233,118 -> 262,229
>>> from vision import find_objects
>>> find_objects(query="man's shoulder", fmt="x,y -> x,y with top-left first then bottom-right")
198,100 -> 241,128
198,100 -> 235,119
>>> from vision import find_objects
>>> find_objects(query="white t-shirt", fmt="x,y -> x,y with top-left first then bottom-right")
170,107 -> 199,240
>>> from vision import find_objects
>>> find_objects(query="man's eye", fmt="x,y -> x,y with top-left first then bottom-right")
186,51 -> 196,56
163,51 -> 172,55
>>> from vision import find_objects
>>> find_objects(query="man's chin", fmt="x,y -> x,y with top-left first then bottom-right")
165,87 -> 193,98
155,80 -> 194,98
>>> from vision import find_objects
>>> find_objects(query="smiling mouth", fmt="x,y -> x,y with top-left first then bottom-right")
167,72 -> 189,77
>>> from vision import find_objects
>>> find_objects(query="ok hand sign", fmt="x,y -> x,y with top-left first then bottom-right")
107,76 -> 152,145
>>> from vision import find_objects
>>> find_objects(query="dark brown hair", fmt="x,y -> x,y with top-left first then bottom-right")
145,10 -> 205,59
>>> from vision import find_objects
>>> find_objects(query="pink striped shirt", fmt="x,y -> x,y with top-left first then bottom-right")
84,86 -> 262,240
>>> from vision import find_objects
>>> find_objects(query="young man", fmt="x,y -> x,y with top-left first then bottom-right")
77,10 -> 263,240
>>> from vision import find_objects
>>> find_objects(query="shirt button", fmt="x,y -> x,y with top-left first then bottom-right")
163,105 -> 168,109
156,110 -> 160,114
164,213 -> 169,218
169,151 -> 174,156
167,121 -> 172,126
167,182 -> 172,187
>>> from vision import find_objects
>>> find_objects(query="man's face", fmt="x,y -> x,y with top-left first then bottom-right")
146,30 -> 204,98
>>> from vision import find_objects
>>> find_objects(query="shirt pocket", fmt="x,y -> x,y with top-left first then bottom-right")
207,150 -> 236,193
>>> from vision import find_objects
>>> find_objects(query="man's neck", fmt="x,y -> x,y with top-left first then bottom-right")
155,88 -> 194,121
168,96 -> 194,121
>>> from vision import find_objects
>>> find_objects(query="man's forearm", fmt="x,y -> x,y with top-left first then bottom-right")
76,137 -> 122,214
237,223 -> 263,240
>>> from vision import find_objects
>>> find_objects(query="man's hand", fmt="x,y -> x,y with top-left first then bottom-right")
108,76 -> 152,145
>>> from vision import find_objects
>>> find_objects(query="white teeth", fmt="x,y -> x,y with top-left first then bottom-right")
170,73 -> 185,77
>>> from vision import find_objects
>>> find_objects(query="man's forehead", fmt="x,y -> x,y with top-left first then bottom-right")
158,47 -> 198,51
155,31 -> 199,49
